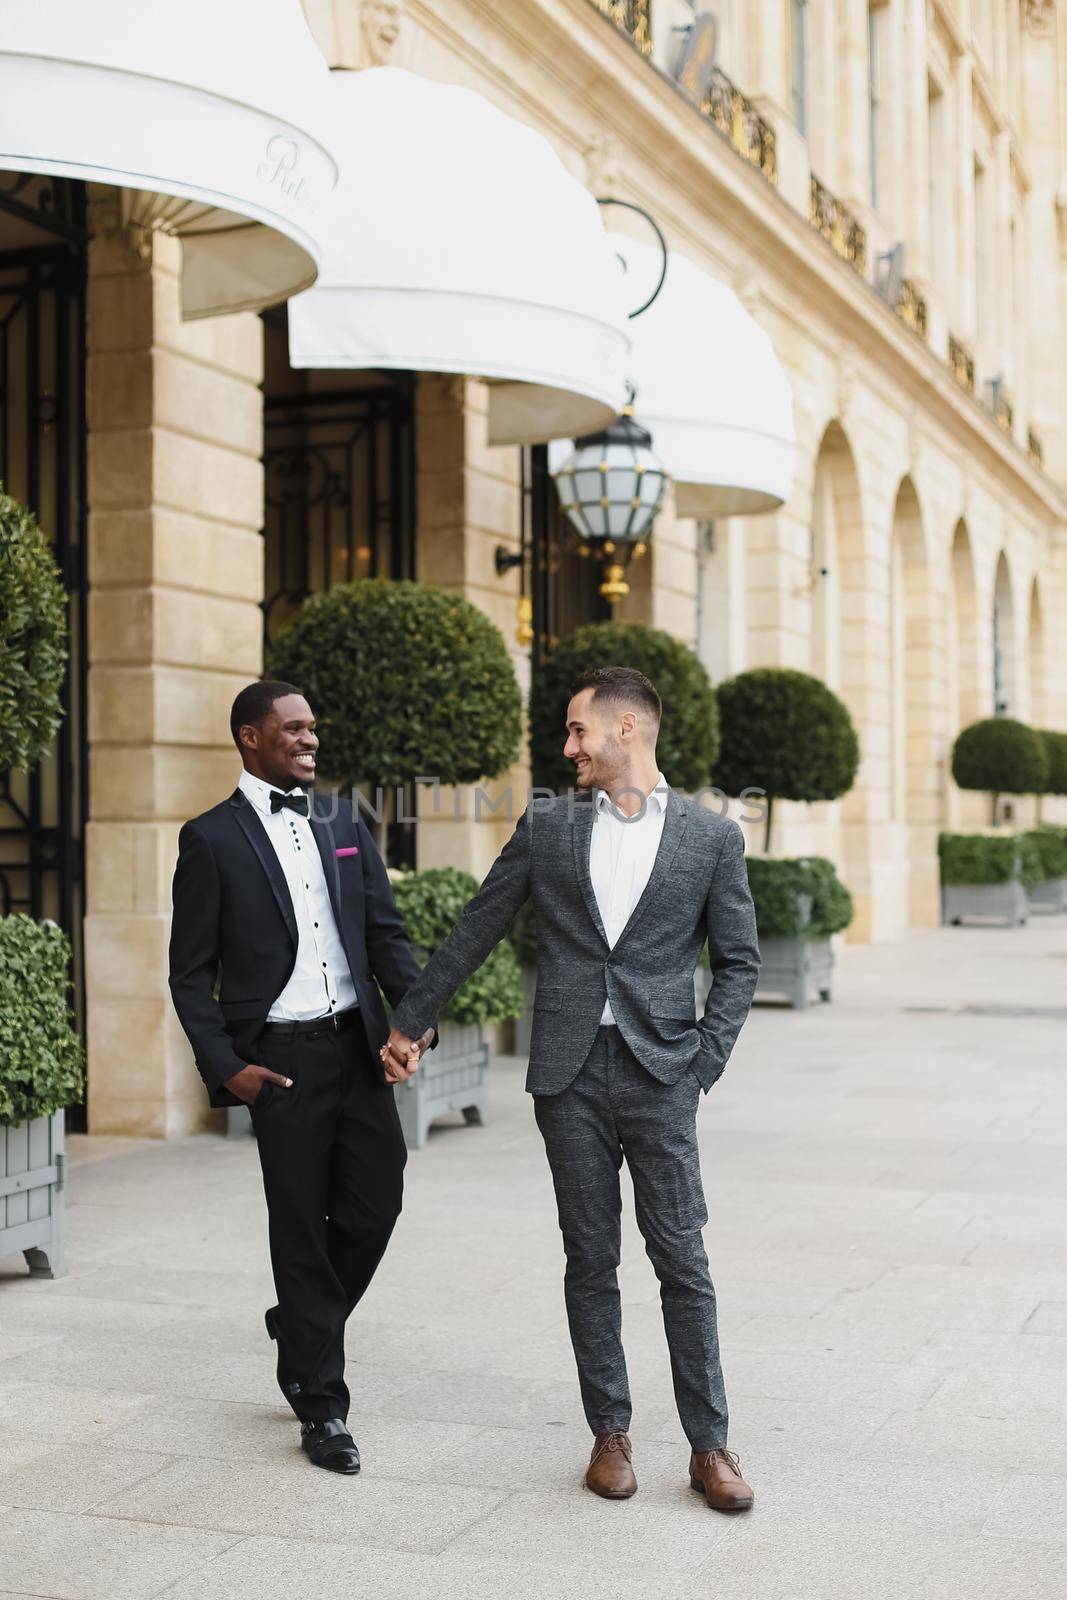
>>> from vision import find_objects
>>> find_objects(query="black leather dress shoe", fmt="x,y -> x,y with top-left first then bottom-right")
300,1419 -> 361,1474
265,1306 -> 303,1413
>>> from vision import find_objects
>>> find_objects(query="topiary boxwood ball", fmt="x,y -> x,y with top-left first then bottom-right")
714,669 -> 859,847
530,622 -> 719,793
951,718 -> 1049,798
0,487 -> 68,772
1039,730 -> 1067,797
267,579 -> 522,789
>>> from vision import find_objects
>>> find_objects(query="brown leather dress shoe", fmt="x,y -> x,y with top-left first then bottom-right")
689,1448 -> 754,1511
585,1432 -> 637,1498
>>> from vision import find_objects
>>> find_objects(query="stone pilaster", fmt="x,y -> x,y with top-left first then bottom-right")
83,197 -> 264,1138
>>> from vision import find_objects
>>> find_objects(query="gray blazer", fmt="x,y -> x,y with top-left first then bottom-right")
394,789 -> 760,1096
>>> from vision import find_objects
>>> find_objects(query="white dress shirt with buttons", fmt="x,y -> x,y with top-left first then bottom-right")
589,772 -> 669,1025
237,769 -> 358,1022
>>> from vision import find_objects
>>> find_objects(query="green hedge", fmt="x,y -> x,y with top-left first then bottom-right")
746,856 -> 854,941
389,867 -> 523,1027
0,916 -> 84,1127
530,622 -> 719,793
1027,825 -> 1067,882
951,718 -> 1049,796
267,579 -> 522,789
938,832 -> 1044,890
0,488 -> 69,772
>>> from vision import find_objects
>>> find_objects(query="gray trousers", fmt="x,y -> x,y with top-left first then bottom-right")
533,1025 -> 728,1450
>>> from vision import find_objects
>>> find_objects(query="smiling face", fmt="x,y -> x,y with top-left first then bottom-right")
563,686 -> 632,793
237,693 -> 319,790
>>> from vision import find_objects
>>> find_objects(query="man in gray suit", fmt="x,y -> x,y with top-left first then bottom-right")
384,666 -> 760,1510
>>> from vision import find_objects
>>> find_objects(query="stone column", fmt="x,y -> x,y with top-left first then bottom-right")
83,198 -> 265,1137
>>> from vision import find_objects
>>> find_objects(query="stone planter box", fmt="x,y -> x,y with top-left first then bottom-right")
395,1022 -> 488,1150
0,1110 -> 66,1277
754,937 -> 834,1010
1028,877 -> 1067,914
941,881 -> 1028,927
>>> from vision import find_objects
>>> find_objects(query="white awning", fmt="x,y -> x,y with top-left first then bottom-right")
288,69 -> 630,446
553,240 -> 796,516
0,0 -> 337,318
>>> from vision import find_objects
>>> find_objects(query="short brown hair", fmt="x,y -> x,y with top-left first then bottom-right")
572,665 -> 661,723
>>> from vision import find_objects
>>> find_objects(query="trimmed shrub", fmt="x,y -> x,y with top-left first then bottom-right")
530,622 -> 719,793
0,916 -> 84,1127
1040,731 -> 1067,797
746,856 -> 854,941
1027,825 -> 1067,883
715,669 -> 859,849
951,718 -> 1049,800
267,578 -> 522,789
0,488 -> 68,772
938,832 -> 1044,891
389,867 -> 524,1027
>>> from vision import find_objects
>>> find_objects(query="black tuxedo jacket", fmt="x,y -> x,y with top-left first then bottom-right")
168,787 -> 424,1108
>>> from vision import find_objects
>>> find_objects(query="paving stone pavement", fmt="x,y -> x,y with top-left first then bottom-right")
1,919 -> 1065,1599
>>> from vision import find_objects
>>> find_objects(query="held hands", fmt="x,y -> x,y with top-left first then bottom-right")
226,1063 -> 292,1106
379,1027 -> 434,1084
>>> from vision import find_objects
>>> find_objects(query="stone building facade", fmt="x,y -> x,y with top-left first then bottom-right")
2,0 -> 1065,1135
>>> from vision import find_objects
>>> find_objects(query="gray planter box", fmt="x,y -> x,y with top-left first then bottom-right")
396,1022 -> 488,1150
0,1110 -> 66,1277
941,881 -> 1028,927
1028,877 -> 1067,914
753,937 -> 834,1010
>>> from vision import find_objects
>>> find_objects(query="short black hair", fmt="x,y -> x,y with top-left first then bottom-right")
572,665 -> 662,723
229,679 -> 304,750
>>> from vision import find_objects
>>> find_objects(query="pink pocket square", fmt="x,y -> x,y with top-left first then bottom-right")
335,846 -> 359,857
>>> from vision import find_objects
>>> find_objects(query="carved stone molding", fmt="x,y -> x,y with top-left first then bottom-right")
583,130 -> 622,196
301,0 -> 405,69
1023,0 -> 1055,37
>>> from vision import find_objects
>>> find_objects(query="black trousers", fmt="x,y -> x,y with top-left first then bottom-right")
251,1021 -> 407,1423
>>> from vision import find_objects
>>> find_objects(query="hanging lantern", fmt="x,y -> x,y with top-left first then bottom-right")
550,404 -> 668,600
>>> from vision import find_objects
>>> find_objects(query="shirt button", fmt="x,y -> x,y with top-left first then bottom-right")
314,922 -> 319,928
321,962 -> 327,969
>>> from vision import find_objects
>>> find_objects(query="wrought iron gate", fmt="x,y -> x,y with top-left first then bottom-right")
0,175 -> 89,1125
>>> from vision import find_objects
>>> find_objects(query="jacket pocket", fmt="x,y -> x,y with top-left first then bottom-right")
648,986 -> 697,1022
533,987 -> 564,1012
220,999 -> 265,1021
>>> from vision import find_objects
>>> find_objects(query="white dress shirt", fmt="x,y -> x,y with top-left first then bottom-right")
590,772 -> 669,1025
237,769 -> 358,1021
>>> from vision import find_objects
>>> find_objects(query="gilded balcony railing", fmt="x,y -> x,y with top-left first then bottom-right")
893,277 -> 928,340
992,389 -> 1014,433
1028,428 -> 1044,468
589,0 -> 653,55
948,333 -> 976,393
809,175 -> 866,273
699,66 -> 777,185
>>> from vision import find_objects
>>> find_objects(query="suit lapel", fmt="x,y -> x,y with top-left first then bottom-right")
229,790 -> 298,949
571,796 -> 609,948
610,790 -> 689,954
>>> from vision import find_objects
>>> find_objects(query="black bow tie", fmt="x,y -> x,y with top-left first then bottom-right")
269,790 -> 310,816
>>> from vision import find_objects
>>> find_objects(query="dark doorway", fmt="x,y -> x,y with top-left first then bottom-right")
261,311 -> 418,865
526,443 -> 609,671
0,174 -> 89,1126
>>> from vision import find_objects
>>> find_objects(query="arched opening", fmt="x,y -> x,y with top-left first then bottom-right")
811,420 -> 884,938
992,552 -> 1016,717
890,477 -> 941,925
950,521 -> 982,730
1029,578 -> 1045,729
